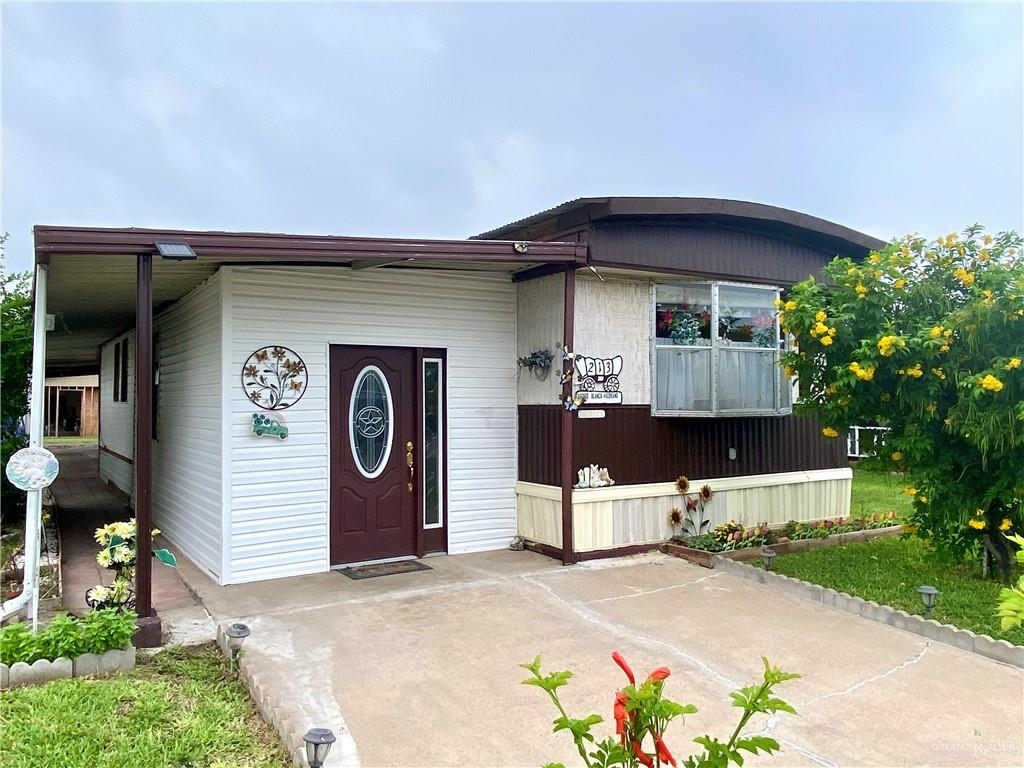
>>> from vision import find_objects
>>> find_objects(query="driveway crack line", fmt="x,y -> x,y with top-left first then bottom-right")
805,642 -> 932,706
523,573 -> 741,689
583,572 -> 722,604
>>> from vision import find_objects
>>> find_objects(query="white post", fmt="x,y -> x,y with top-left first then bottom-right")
2,265 -> 49,628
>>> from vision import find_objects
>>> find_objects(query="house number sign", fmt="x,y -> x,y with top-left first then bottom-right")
573,354 -> 624,405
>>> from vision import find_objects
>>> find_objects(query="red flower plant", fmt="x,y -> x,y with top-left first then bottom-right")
647,666 -> 671,683
521,652 -> 799,768
612,650 -> 636,684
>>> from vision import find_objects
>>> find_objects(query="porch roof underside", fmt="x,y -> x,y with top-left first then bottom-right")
35,226 -> 586,369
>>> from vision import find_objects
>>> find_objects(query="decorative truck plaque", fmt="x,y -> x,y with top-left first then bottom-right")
573,354 -> 623,404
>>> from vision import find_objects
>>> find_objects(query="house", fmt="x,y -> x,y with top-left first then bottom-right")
31,198 -> 884,631
43,375 -> 99,437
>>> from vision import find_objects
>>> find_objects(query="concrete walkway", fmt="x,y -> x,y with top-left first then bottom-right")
50,445 -> 210,640
179,550 -> 1024,768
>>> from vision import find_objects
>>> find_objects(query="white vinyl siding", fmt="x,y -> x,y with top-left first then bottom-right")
224,266 -> 518,583
99,333 -> 135,496
152,273 -> 223,581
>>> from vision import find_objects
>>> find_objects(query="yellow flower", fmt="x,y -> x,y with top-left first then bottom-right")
773,298 -> 783,308
784,300 -> 797,311
894,278 -> 906,289
979,374 -> 1004,392
929,326 -> 944,339
869,253 -> 881,264
983,234 -> 993,245
822,427 -> 839,438
925,403 -> 937,413
813,321 -> 829,336
873,270 -> 882,279
847,267 -> 858,276
855,283 -> 868,298
968,518 -> 986,530
891,451 -> 904,462
946,232 -> 958,243
953,266 -> 974,286
815,310 -> 827,322
877,335 -> 905,357
930,368 -> 945,380
820,335 -> 833,346
999,518 -> 1012,532
783,365 -> 795,379
849,362 -> 875,381
904,487 -> 918,496
978,250 -> 990,262
904,363 -> 924,378
828,327 -> 836,337
943,328 -> 952,338
1007,358 -> 1021,370
918,495 -> 928,504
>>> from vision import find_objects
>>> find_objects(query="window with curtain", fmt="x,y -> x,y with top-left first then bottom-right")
653,282 -> 791,416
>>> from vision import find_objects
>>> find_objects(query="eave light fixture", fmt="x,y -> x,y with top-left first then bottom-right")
154,241 -> 197,260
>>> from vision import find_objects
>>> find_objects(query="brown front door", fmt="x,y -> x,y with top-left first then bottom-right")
330,345 -> 417,565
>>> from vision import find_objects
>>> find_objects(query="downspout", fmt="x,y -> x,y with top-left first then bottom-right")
1,263 -> 48,627
559,266 -> 576,565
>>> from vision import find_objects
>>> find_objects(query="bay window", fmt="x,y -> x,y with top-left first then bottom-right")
652,281 -> 791,416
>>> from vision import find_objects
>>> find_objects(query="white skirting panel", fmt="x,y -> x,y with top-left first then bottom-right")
572,468 -> 852,552
515,482 -> 561,548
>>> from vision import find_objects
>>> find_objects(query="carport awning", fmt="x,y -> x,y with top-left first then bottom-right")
34,226 -> 587,369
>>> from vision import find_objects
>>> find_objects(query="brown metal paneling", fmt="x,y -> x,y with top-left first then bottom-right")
571,407 -> 845,485
590,222 -> 841,286
518,406 -> 562,486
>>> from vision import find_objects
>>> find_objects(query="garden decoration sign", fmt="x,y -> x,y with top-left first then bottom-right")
573,354 -> 624,404
242,345 -> 307,410
5,446 -> 60,491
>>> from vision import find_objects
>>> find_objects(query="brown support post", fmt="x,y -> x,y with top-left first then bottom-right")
134,253 -> 160,646
560,267 -> 576,566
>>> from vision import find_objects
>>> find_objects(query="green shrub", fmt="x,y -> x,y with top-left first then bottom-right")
0,609 -> 137,665
0,622 -> 41,665
80,608 -> 137,655
36,615 -> 84,660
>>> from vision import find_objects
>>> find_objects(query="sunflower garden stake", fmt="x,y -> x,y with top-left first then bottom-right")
86,519 -> 177,610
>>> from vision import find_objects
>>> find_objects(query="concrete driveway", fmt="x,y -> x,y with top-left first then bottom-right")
181,551 -> 1024,768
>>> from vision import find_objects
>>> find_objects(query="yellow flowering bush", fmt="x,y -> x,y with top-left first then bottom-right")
780,225 -> 1024,582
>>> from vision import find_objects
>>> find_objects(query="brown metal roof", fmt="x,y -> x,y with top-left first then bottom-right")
472,196 -> 887,256
34,225 -> 586,264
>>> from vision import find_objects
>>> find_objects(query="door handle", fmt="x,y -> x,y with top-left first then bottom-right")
406,441 -> 414,492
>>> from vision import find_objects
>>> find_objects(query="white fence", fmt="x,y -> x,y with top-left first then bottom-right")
848,426 -> 889,459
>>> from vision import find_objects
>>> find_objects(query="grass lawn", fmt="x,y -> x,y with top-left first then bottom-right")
43,435 -> 98,446
0,644 -> 291,768
769,465 -> 1023,646
849,464 -> 913,519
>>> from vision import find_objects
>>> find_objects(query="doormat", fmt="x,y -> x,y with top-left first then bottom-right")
337,560 -> 433,580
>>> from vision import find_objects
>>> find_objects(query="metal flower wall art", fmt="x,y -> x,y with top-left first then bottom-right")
242,345 -> 308,410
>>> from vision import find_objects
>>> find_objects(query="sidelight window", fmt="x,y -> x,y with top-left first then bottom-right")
349,366 -> 393,478
422,359 -> 444,529
652,281 -> 791,416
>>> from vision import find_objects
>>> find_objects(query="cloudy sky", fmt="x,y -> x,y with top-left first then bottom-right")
3,2 -> 1022,271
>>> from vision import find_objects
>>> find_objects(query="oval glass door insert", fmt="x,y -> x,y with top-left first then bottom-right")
349,365 -> 394,479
